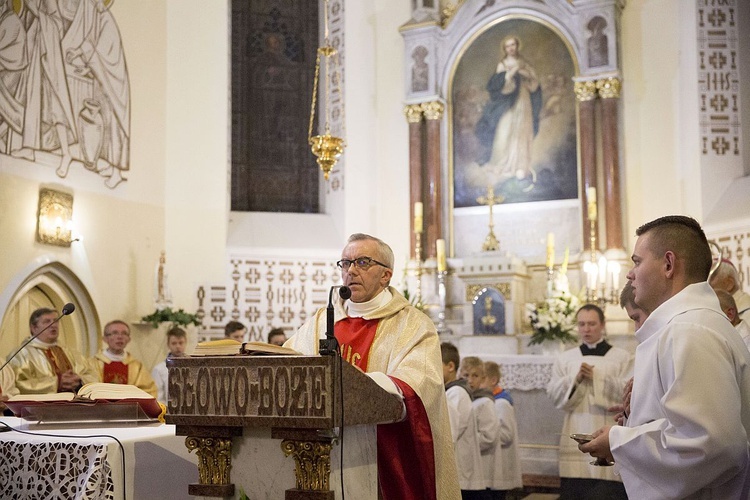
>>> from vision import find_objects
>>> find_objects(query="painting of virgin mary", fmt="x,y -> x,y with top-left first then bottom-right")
452,18 -> 577,207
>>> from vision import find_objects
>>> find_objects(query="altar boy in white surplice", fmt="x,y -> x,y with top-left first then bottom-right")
546,304 -> 632,500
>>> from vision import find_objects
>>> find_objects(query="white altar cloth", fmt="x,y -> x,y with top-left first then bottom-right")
0,417 -> 196,499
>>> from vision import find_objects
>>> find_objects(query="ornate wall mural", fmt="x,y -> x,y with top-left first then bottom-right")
451,17 -> 577,207
0,0 -> 130,189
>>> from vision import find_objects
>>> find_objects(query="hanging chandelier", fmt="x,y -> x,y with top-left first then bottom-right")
308,0 -> 345,180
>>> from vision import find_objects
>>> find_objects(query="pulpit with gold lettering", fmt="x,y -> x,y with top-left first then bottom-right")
165,355 -> 403,499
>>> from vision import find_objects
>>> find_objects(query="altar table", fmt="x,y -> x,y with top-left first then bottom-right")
0,417 -> 196,500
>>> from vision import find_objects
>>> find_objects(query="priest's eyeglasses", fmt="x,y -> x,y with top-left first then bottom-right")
336,256 -> 389,271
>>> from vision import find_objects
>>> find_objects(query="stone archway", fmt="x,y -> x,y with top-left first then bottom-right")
0,260 -> 100,360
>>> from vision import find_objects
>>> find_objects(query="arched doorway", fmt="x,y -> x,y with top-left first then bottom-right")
0,261 -> 99,361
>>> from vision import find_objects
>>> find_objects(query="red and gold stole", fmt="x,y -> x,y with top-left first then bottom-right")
335,317 -> 380,370
44,346 -> 74,391
103,361 -> 129,385
336,316 -> 437,499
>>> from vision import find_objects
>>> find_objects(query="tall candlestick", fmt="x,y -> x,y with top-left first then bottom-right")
587,187 -> 597,221
414,202 -> 423,234
546,232 -> 555,268
561,247 -> 569,275
436,239 -> 447,272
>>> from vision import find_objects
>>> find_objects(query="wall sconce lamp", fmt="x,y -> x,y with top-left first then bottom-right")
37,188 -> 78,247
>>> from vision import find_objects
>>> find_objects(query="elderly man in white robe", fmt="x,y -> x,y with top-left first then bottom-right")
286,233 -> 460,500
580,215 -> 750,499
546,303 -> 632,499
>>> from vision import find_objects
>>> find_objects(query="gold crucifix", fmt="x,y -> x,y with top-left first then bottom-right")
476,185 -> 504,252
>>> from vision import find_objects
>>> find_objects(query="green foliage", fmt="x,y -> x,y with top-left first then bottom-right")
141,307 -> 201,329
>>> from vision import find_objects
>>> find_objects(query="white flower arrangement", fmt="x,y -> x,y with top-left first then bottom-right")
526,291 -> 581,346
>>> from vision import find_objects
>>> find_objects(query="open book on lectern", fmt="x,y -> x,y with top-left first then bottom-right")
191,338 -> 301,356
6,382 -> 163,419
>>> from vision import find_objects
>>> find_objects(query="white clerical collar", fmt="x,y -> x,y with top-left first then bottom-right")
104,349 -> 126,362
31,338 -> 57,348
583,338 -> 605,349
345,288 -> 392,318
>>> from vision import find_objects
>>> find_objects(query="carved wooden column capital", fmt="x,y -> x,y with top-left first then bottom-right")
404,103 -> 424,123
596,77 -> 622,99
185,436 -> 234,497
421,100 -> 444,120
574,80 -> 598,102
281,439 -> 334,494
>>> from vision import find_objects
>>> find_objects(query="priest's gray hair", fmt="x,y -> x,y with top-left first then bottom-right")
347,233 -> 394,269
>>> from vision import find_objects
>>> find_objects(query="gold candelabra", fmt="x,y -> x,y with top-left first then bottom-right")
308,0 -> 345,179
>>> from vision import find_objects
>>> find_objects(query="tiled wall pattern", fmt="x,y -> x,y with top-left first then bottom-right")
697,0 -> 742,156
196,255 -> 341,342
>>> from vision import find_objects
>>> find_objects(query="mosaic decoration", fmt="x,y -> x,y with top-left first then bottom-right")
196,255 -> 341,341
324,0 -> 346,194
697,0 -> 742,156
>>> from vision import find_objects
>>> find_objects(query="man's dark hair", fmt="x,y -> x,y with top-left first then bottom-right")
167,326 -> 187,339
619,281 -> 636,309
577,303 -> 605,324
29,307 -> 56,327
267,327 -> 286,343
441,342 -> 460,369
224,320 -> 245,337
635,215 -> 712,282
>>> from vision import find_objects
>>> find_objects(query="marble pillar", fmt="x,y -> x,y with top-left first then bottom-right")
575,80 -> 598,252
597,77 -> 625,253
422,100 -> 444,260
405,104 -> 425,260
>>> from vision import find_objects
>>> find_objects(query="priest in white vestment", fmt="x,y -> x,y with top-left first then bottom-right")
546,304 -> 632,499
580,216 -> 750,499
286,233 -> 460,500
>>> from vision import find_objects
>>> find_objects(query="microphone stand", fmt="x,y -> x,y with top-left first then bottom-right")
320,287 -> 340,356
319,286 -> 351,356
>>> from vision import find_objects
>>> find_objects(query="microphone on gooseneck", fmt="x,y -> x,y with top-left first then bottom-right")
319,286 -> 351,355
0,303 -> 76,374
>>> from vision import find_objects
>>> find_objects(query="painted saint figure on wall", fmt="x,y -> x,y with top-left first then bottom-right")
0,0 -> 130,189
475,36 -> 542,184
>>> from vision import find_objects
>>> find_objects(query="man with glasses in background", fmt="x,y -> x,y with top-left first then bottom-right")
286,233 -> 460,500
91,320 -> 157,397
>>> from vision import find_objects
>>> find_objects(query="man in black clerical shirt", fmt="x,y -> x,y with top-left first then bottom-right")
546,304 -> 632,500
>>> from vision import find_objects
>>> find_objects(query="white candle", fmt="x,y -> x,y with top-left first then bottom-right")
414,202 -> 423,234
609,261 -> 621,290
587,186 -> 597,221
598,256 -> 608,284
436,239 -> 446,272
546,233 -> 555,268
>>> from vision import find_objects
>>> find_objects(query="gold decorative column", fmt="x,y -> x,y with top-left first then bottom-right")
421,100 -> 444,261
281,439 -> 334,497
405,103 -> 425,259
596,77 -> 624,252
185,436 -> 235,497
574,80 -> 598,252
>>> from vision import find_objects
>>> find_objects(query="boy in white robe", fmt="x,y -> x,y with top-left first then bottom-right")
441,343 -> 486,498
459,356 -> 500,494
481,361 -> 522,499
